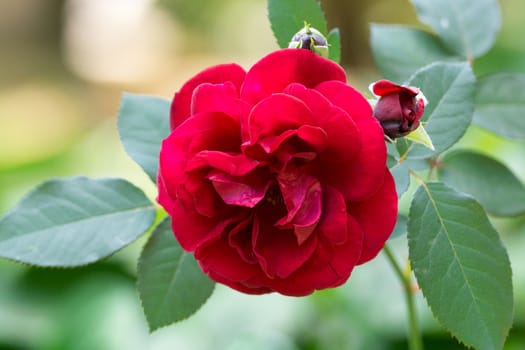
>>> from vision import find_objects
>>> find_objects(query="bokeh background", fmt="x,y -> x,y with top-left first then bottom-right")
1,0 -> 524,349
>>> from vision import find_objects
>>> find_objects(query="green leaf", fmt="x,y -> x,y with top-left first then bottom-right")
370,24 -> 457,82
268,0 -> 327,48
389,214 -> 407,240
406,62 -> 476,159
137,218 -> 215,331
438,151 -> 525,217
327,28 -> 341,63
0,177 -> 156,267
388,156 -> 410,198
410,0 -> 501,59
408,182 -> 513,350
473,73 -> 525,140
118,93 -> 171,182
404,124 -> 435,151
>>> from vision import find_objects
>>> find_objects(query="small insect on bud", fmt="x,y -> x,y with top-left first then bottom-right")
288,23 -> 329,58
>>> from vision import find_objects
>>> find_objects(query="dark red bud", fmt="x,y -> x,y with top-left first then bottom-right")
370,80 -> 427,139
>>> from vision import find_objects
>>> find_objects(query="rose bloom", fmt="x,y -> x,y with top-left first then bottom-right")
158,49 -> 398,296
370,80 -> 427,139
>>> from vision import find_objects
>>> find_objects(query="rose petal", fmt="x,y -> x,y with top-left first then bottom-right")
263,214 -> 364,296
208,169 -> 272,208
276,171 -> 322,245
206,270 -> 272,295
228,213 -> 257,264
186,151 -> 260,176
174,175 -> 218,218
191,82 -> 251,124
324,215 -> 363,279
316,81 -> 387,201
252,198 -> 318,279
371,79 -> 419,97
285,83 -> 362,164
157,172 -> 174,215
415,97 -> 426,120
246,93 -> 314,144
191,180 -> 217,218
253,223 -> 319,280
374,94 -> 404,123
317,186 -> 349,245
347,168 -> 398,264
296,125 -> 328,153
170,185 -> 247,251
283,83 -> 332,115
159,112 -> 241,200
196,234 -> 260,282
241,49 -> 346,105
256,129 -> 297,154
315,81 -> 376,133
171,63 -> 246,129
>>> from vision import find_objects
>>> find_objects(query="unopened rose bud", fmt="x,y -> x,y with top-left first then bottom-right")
370,80 -> 428,139
288,24 -> 329,58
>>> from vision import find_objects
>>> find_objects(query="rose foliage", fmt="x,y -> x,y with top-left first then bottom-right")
157,49 -> 398,296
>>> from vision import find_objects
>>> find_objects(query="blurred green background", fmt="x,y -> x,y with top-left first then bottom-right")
0,0 -> 524,349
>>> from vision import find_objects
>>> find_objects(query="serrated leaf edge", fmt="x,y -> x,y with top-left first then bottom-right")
136,218 -> 215,332
0,176 -> 157,268
408,181 -> 513,350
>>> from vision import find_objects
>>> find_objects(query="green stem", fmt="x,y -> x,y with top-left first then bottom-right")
383,244 -> 424,350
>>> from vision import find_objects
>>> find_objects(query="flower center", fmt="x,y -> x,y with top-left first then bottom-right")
265,186 -> 284,207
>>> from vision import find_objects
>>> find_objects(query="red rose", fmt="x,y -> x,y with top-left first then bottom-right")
158,49 -> 398,296
370,80 -> 427,139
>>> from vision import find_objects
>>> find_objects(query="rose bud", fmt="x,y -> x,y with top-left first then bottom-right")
288,24 -> 329,58
370,80 -> 428,139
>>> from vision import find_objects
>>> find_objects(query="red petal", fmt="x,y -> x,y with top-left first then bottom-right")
240,49 -> 346,105
179,176 -> 218,218
297,125 -> 328,153
170,185 -> 245,251
415,97 -> 426,120
206,270 -> 272,295
157,172 -> 174,215
276,171 -> 322,245
158,140 -> 189,202
171,63 -> 246,129
284,82 -> 362,163
190,82 -> 251,121
255,125 -> 327,156
246,93 -> 314,144
316,81 -> 387,201
255,129 -> 297,154
252,200 -> 318,279
228,213 -> 257,264
196,235 -> 260,282
373,94 -> 404,122
208,169 -> 272,208
371,79 -> 420,97
348,169 -> 398,264
317,186 -> 350,245
186,151 -> 260,176
160,112 -> 241,199
264,214 -> 364,296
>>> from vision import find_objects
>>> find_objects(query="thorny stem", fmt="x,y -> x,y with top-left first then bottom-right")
383,244 -> 424,350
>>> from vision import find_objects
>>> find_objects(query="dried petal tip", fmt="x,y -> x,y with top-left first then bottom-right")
370,80 -> 428,139
288,23 -> 329,58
